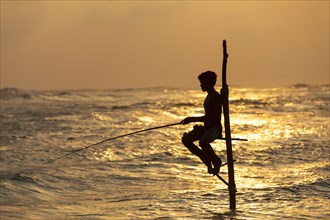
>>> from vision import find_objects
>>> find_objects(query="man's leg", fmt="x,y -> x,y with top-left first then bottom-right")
182,130 -> 212,174
199,129 -> 222,175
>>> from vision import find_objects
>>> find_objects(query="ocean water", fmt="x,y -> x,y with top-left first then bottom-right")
0,85 -> 329,219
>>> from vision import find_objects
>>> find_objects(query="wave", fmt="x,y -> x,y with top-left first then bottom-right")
290,83 -> 330,89
110,100 -> 196,111
0,87 -> 36,100
290,83 -> 311,88
282,178 -> 330,195
230,98 -> 268,106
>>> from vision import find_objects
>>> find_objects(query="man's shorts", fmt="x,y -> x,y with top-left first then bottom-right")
184,125 -> 222,143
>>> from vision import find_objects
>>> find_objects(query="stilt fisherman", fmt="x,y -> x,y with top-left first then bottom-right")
181,71 -> 223,175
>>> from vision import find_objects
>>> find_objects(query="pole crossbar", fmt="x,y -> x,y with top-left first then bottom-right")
218,138 -> 248,141
215,160 -> 237,192
215,174 -> 237,192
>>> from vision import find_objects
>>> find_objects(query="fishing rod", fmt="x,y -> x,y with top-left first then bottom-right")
42,122 -> 182,166
12,122 -> 182,177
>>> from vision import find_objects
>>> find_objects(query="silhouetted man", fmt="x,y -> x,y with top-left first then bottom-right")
181,71 -> 222,175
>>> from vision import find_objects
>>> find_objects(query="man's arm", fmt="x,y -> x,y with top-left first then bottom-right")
181,116 -> 205,124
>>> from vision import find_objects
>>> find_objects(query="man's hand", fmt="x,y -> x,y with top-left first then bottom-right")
180,117 -> 193,124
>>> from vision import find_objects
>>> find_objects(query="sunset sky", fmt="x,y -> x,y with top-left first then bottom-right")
1,1 -> 329,90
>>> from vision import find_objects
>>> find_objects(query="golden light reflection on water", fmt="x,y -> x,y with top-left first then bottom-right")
88,87 -> 329,218
94,90 -> 326,190
63,87 -> 330,220
137,116 -> 155,125
2,87 -> 329,219
91,112 -> 113,121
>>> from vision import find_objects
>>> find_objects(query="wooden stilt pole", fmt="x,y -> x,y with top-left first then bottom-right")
221,40 -> 236,210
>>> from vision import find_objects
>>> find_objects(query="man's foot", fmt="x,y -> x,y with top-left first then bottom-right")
207,164 -> 213,174
199,155 -> 213,174
212,157 -> 222,175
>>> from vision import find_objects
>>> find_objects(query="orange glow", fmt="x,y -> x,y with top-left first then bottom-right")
1,1 -> 329,90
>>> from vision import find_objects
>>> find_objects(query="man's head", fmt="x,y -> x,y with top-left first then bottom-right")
198,71 -> 217,91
